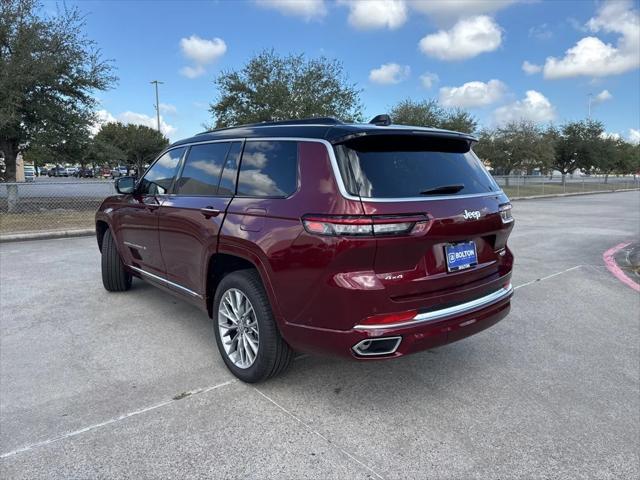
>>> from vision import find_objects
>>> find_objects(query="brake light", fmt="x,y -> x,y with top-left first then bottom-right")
302,214 -> 428,237
499,203 -> 513,224
359,309 -> 418,326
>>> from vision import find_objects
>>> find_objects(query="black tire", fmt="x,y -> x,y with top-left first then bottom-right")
101,229 -> 132,292
213,270 -> 293,383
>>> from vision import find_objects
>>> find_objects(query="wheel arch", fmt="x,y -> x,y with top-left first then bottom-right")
206,247 -> 282,322
96,220 -> 109,252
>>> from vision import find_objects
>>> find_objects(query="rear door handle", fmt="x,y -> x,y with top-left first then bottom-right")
200,207 -> 221,218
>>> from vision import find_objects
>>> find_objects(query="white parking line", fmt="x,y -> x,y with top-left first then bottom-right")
254,387 -> 386,480
514,265 -> 584,290
0,379 -> 236,460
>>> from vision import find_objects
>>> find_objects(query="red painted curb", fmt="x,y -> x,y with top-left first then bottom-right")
603,242 -> 640,293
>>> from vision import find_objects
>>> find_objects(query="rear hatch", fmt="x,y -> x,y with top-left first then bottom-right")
333,132 -> 513,304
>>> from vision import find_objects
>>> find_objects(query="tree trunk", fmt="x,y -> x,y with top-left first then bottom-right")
561,173 -> 567,186
604,173 -> 609,184
0,140 -> 19,182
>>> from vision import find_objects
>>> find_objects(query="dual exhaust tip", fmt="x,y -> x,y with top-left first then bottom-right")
352,336 -> 402,357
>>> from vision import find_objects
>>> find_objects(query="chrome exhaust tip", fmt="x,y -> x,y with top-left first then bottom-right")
352,336 -> 402,357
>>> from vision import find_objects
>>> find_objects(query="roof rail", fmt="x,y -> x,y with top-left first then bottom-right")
247,117 -> 343,127
196,117 -> 343,135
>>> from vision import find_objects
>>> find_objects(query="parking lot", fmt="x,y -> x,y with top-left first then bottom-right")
1,191 -> 638,479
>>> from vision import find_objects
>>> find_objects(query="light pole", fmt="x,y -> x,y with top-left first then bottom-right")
150,80 -> 164,132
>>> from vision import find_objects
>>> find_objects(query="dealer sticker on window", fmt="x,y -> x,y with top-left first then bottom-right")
445,241 -> 478,272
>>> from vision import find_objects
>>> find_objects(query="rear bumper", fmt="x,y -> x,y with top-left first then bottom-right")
281,284 -> 513,359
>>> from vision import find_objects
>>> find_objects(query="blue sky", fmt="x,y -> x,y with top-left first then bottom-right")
62,0 -> 640,143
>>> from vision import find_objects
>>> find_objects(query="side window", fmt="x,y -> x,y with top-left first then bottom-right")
174,143 -> 231,196
237,141 -> 298,197
217,142 -> 242,196
138,148 -> 184,195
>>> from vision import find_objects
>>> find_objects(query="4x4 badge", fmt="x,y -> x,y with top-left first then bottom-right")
463,209 -> 481,220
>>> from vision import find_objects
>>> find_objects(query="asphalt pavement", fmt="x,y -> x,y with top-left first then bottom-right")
1,191 -> 639,479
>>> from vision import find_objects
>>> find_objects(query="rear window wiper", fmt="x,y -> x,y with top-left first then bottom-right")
420,184 -> 465,195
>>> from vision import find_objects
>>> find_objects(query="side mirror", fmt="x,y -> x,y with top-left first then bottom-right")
115,176 -> 136,194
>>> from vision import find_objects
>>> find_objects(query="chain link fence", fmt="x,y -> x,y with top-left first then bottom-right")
0,175 -> 638,237
494,175 -> 640,198
0,178 -> 115,235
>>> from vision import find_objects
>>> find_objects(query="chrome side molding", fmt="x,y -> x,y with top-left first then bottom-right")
128,265 -> 202,299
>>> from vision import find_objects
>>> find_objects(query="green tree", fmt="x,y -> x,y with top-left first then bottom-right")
210,50 -> 362,127
615,141 -> 640,178
0,0 -> 116,181
548,120 -> 604,184
23,114 -> 93,168
94,122 -> 168,173
389,99 -> 477,133
474,121 -> 554,181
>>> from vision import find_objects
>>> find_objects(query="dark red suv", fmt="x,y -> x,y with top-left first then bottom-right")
96,117 -> 514,382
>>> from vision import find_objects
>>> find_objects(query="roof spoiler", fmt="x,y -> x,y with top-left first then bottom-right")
369,114 -> 392,126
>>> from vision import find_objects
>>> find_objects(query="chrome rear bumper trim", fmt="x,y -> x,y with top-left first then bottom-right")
354,284 -> 513,330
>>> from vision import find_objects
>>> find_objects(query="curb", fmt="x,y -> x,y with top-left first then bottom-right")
0,229 -> 95,243
603,242 -> 640,293
510,187 -> 639,201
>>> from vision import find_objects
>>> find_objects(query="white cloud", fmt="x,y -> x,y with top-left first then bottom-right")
420,72 -> 439,89
90,109 -> 177,138
159,103 -> 177,115
90,109 -> 117,135
180,35 -> 227,65
409,0 -> 515,24
522,60 -> 542,75
369,63 -> 410,84
179,35 -> 227,78
493,90 -> 556,124
543,1 -> 640,79
594,89 -> 613,103
439,79 -> 507,108
419,16 -> 502,61
180,65 -> 206,79
600,131 -> 621,140
255,0 -> 327,21
629,128 -> 640,144
118,111 -> 177,137
529,23 -> 553,40
339,0 -> 407,30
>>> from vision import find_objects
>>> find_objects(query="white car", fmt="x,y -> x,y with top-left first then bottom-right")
23,165 -> 36,182
66,167 -> 78,176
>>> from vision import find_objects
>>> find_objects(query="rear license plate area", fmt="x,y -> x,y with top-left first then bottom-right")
445,241 -> 478,272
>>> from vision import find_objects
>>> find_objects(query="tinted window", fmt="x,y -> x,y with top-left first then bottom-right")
218,142 -> 242,196
237,141 -> 298,197
175,143 -> 231,196
137,148 -> 185,195
335,136 -> 498,198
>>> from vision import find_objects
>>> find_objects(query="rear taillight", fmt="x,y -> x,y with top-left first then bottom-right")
499,203 -> 513,224
302,214 -> 428,237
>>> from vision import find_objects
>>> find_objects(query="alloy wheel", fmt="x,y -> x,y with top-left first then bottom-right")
218,288 -> 260,369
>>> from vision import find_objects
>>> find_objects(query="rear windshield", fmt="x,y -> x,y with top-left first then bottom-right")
334,135 -> 499,198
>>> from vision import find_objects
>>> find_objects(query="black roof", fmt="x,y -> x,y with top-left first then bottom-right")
170,117 -> 477,148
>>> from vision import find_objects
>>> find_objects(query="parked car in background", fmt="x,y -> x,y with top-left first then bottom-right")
23,165 -> 36,182
48,166 -> 67,177
74,167 -> 95,178
110,166 -> 128,178
66,167 -> 78,176
38,167 -> 48,176
96,116 -> 515,383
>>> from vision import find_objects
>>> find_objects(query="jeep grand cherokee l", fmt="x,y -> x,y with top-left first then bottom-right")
96,116 -> 514,383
